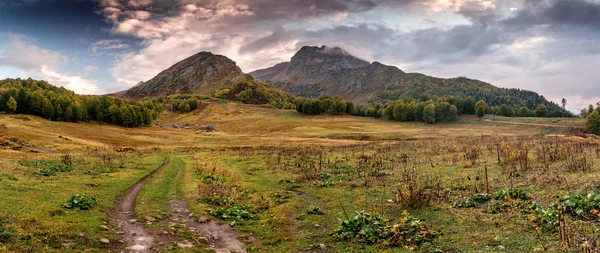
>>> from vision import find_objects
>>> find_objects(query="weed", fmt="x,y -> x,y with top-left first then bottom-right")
453,194 -> 493,208
331,210 -> 438,247
306,206 -> 324,215
209,205 -> 258,226
61,193 -> 97,210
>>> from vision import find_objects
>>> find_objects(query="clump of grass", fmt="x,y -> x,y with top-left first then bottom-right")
19,159 -> 74,177
394,167 -> 443,208
306,206 -> 324,215
62,193 -> 97,210
0,173 -> 17,181
199,172 -> 226,185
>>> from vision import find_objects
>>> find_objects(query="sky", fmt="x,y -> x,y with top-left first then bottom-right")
0,0 -> 599,111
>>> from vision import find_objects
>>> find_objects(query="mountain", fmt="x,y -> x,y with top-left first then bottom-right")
250,45 -> 561,110
123,52 -> 245,98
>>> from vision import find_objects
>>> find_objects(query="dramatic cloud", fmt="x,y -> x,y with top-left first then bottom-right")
96,0 -> 600,110
0,33 -> 100,94
0,33 -> 64,70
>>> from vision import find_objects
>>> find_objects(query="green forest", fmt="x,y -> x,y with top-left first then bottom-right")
0,78 -> 159,127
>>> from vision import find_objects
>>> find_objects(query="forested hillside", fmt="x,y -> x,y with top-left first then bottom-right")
0,78 -> 160,127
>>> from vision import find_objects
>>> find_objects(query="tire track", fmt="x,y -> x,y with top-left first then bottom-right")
109,157 -> 169,252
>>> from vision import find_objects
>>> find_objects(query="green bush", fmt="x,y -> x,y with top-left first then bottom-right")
209,205 -> 258,226
307,206 -> 324,215
331,211 -> 438,247
62,193 -> 97,210
561,191 -> 600,217
332,211 -> 391,244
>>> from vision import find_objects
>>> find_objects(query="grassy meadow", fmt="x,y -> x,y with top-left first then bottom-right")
0,101 -> 596,253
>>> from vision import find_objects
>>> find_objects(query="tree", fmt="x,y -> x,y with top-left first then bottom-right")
41,98 -> 55,120
419,92 -> 430,102
406,101 -> 417,121
393,101 -> 407,121
462,97 -> 476,114
383,103 -> 394,119
188,99 -> 199,110
6,96 -> 17,113
585,110 -> 600,135
536,104 -> 548,117
448,105 -> 458,122
499,104 -> 514,117
330,97 -> 347,115
475,100 -> 487,119
435,102 -> 451,122
183,103 -> 191,112
120,105 -> 134,127
518,107 -> 530,117
423,104 -> 436,124
345,101 -> 356,115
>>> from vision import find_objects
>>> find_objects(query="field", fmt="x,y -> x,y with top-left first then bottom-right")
0,101 -> 596,253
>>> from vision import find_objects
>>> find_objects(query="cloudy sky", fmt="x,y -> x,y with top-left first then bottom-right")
0,0 -> 599,110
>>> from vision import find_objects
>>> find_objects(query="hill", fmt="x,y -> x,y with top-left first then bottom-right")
249,45 -> 562,111
123,51 -> 245,98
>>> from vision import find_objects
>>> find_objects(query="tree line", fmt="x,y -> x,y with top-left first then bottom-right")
296,93 -> 571,124
0,78 -> 160,127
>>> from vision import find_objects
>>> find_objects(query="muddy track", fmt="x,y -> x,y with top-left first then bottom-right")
165,168 -> 247,253
109,158 -> 169,252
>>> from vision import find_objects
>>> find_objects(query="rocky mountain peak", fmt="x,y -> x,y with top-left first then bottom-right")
290,45 -> 370,69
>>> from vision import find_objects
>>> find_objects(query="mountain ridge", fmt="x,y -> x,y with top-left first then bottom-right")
249,45 -> 561,111
122,51 -> 245,98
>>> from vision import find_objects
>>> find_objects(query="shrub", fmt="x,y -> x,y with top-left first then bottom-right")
209,205 -> 258,226
332,211 -> 391,244
331,211 -> 438,247
561,191 -> 600,217
390,211 -> 439,247
62,193 -> 97,210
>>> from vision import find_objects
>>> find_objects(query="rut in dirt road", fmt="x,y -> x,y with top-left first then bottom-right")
111,158 -> 169,252
166,169 -> 247,253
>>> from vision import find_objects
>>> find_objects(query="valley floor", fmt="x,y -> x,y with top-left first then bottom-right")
0,101 -> 594,253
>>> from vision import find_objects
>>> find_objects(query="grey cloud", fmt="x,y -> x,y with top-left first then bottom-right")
239,25 -> 297,54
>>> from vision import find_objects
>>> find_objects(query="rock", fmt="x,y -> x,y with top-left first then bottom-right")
127,245 -> 146,251
198,237 -> 209,244
198,217 -> 208,223
319,243 -> 327,249
213,249 -> 230,253
162,231 -> 169,235
79,233 -> 84,237
177,242 -> 194,248
128,219 -> 137,223
100,238 -> 110,244
212,233 -> 220,240
145,216 -> 156,222
199,124 -> 216,131
62,243 -> 72,249
100,225 -> 109,230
